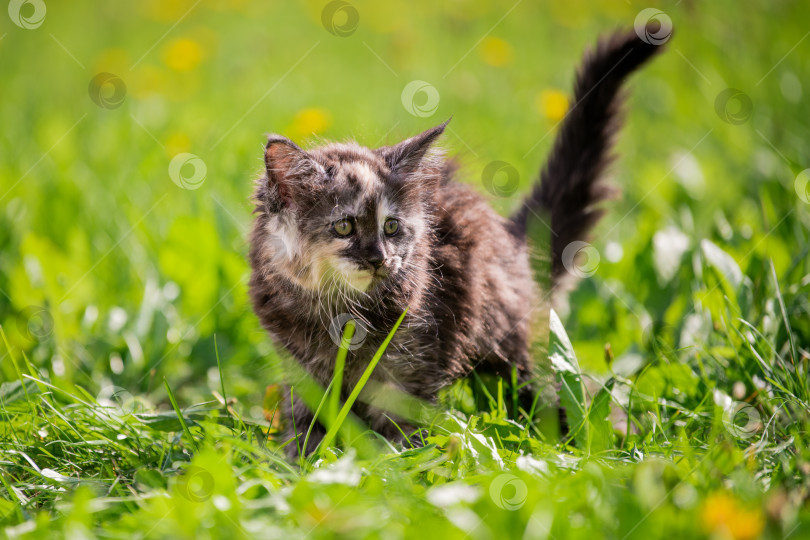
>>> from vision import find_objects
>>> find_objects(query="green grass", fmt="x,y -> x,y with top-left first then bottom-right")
2,0 -> 810,538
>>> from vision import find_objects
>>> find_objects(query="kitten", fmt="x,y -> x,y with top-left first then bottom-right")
249,29 -> 663,456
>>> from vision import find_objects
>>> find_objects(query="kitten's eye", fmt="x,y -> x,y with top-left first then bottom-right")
333,218 -> 353,237
383,218 -> 399,236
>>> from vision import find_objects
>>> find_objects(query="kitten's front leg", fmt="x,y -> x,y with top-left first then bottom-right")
373,416 -> 422,447
358,380 -> 426,447
281,387 -> 325,459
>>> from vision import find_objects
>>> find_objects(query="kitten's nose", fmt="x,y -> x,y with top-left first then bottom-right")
365,245 -> 386,270
367,254 -> 385,270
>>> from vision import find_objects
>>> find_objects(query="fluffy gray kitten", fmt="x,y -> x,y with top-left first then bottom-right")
249,30 -> 663,456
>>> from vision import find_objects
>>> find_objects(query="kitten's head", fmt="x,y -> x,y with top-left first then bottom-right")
253,120 -> 448,294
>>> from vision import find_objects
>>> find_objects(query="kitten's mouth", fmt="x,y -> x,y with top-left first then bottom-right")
326,261 -> 393,294
342,270 -> 376,292
345,267 -> 392,292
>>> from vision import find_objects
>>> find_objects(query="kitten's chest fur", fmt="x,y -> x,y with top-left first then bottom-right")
251,273 -> 438,394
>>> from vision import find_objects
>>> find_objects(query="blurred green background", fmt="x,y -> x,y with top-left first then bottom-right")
3,1 -> 810,538
1,0 -> 808,426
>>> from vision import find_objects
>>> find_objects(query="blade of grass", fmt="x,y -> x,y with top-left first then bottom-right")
383,414 -> 416,449
277,353 -> 378,457
0,471 -> 25,506
318,308 -> 408,452
497,378 -> 504,417
214,334 -> 228,407
290,387 -> 301,457
329,320 -> 354,423
21,374 -> 92,407
163,378 -> 198,452
0,327 -> 30,403
211,335 -> 250,436
770,261 -> 801,391
302,378 -> 333,467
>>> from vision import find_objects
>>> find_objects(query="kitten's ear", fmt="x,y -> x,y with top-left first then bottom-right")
264,135 -> 322,208
377,118 -> 450,176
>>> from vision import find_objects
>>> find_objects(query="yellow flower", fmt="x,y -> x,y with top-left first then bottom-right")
209,0 -> 249,11
163,38 -> 203,72
129,65 -> 169,99
701,493 -> 764,540
287,108 -> 332,140
165,133 -> 191,157
142,0 -> 197,22
536,89 -> 569,123
479,37 -> 513,67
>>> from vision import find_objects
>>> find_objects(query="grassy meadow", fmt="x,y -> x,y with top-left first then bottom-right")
1,0 -> 810,538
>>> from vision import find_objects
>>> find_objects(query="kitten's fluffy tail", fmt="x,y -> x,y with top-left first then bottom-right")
511,29 -> 665,292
